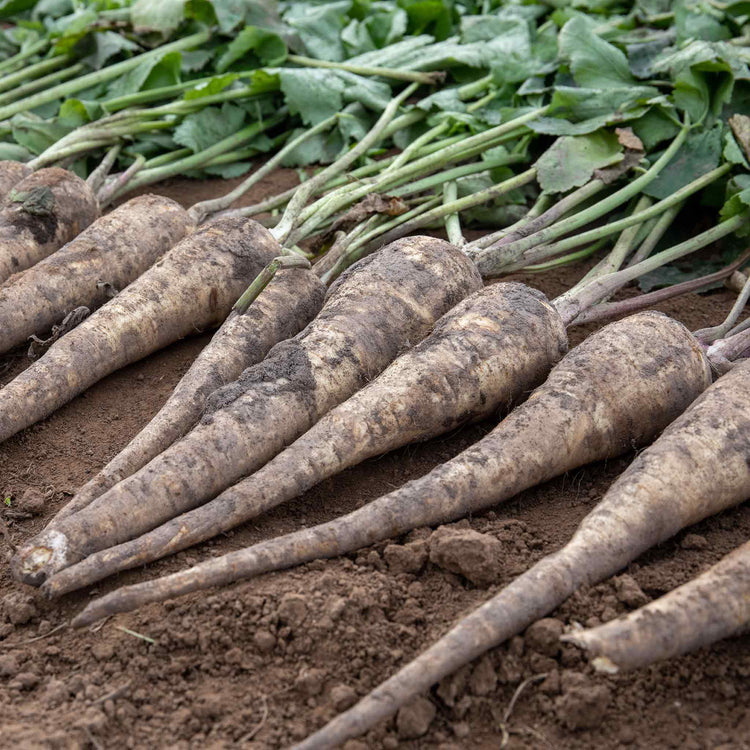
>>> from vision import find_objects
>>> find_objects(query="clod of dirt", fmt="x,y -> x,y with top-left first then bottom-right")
12,671 -> 39,690
0,652 -> 21,677
525,618 -> 565,657
429,527 -> 503,585
468,655 -> 497,696
396,696 -> 437,739
614,574 -> 650,608
555,673 -> 611,730
253,629 -> 276,653
16,488 -> 47,515
681,533 -> 710,550
330,683 -> 358,711
1,591 -> 38,625
383,541 -> 428,574
277,593 -> 309,629
43,678 -> 69,707
296,667 -> 326,697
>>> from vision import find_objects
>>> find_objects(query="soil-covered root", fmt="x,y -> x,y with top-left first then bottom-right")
288,357 -> 749,750
0,217 -> 283,449
0,193 -> 191,355
0,167 -> 99,283
42,282 -> 570,592
15,236 -> 482,585
563,539 -> 750,672
68,311 -> 712,625
0,160 -> 32,198
52,268 -> 326,523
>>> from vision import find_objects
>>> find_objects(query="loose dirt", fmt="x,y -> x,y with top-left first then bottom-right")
0,169 -> 747,750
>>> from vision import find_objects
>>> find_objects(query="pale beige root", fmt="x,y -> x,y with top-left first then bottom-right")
0,194 -> 191,354
15,236 -> 482,584
563,539 -> 750,672
0,167 -> 99,283
0,217 -> 281,448
68,311 -> 712,627
52,268 -> 326,523
43,282 -> 569,594
285,358 -> 748,750
0,160 -> 32,199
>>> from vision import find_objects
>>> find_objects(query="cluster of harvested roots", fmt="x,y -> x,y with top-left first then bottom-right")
0,156 -> 747,750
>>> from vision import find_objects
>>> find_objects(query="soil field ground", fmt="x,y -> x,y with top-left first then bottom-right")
0,170 -> 748,750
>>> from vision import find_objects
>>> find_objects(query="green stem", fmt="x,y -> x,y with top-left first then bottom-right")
86,144 -> 121,192
443,181 -> 463,246
286,54 -> 443,85
274,82 -> 421,246
553,212 -> 749,326
189,116 -> 338,224
0,62 -> 85,107
0,54 -> 69,95
98,154 -> 146,207
473,121 -> 691,274
573,248 -> 750,326
320,196 -> 442,284
0,31 -> 210,121
111,110 -> 287,200
578,195 -> 654,284
234,255 -> 312,314
139,148 -> 192,169
503,163 -> 731,272
627,202 -> 682,267
522,238 -> 610,273
466,193 -> 553,252
363,168 -> 538,253
694,272 -> 750,343
0,38 -> 49,75
458,74 -> 493,101
292,109 -> 544,243
383,120 -> 449,174
390,152 -> 527,198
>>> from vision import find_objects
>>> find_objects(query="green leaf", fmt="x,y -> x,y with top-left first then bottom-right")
558,16 -> 636,89
644,124 -> 723,200
11,116 -> 72,155
81,31 -> 141,70
180,49 -> 214,72
631,106 -> 680,150
549,85 -> 658,122
183,73 -> 238,100
284,1 -> 351,62
107,51 -> 182,99
131,0 -> 187,34
278,68 -> 345,125
719,174 -> 750,235
536,131 -> 623,194
398,0 -> 454,41
0,0 -> 37,19
217,25 -> 287,71
173,102 -> 246,153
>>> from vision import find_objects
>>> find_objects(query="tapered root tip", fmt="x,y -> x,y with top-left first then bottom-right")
10,530 -> 71,586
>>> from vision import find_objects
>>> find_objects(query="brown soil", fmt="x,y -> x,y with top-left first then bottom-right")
0,170 -> 748,750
